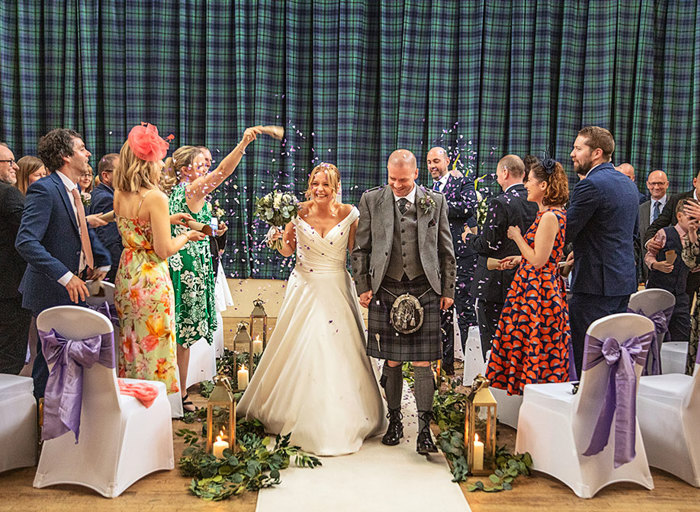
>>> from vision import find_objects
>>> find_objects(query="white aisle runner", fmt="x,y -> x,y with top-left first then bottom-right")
256,386 -> 471,512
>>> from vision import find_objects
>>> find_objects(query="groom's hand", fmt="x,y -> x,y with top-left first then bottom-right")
359,290 -> 373,308
440,297 -> 454,310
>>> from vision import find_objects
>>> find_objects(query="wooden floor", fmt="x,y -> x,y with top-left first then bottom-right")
1,317 -> 698,511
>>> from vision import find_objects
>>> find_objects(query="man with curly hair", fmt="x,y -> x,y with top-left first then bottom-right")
15,128 -> 111,398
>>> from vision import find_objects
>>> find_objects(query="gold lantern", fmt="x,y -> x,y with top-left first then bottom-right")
206,375 -> 235,458
249,299 -> 268,350
233,321 -> 255,382
464,375 -> 497,475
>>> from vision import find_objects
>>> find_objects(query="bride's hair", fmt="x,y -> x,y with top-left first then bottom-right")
305,162 -> 340,200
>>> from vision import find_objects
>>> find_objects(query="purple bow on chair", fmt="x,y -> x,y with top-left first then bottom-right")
581,331 -> 653,467
38,329 -> 115,443
627,305 -> 673,375
88,301 -> 119,332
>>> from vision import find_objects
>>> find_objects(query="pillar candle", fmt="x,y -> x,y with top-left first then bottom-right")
473,433 -> 484,471
213,434 -> 229,458
238,366 -> 249,390
252,337 -> 263,355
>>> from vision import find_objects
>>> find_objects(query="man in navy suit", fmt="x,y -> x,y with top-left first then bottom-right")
427,147 -> 478,374
15,129 -> 111,398
89,153 -> 122,282
566,126 -> 640,375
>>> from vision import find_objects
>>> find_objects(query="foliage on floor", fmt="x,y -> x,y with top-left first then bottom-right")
432,378 -> 533,491
177,418 -> 321,501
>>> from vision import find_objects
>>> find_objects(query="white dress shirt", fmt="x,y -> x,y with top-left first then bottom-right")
649,194 -> 668,224
393,184 -> 418,204
433,173 -> 449,193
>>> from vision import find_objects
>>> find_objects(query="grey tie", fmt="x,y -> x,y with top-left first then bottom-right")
652,201 -> 661,222
398,198 -> 409,215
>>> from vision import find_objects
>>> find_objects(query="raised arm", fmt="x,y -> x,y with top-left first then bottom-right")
185,126 -> 264,202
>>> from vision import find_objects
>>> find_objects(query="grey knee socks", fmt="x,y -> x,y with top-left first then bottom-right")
414,366 -> 436,430
383,364 -> 403,410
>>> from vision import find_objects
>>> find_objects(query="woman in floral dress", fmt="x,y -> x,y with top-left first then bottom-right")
113,124 -> 205,398
164,127 -> 262,410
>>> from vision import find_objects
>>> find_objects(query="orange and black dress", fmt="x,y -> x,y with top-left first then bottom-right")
485,208 -> 571,395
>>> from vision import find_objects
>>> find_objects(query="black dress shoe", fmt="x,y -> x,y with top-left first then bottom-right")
381,408 -> 404,446
416,411 -> 438,455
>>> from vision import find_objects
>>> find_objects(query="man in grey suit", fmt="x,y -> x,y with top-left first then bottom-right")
639,170 -> 669,282
352,149 -> 456,456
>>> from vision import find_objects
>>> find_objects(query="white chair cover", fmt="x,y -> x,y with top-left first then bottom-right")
33,306 -> 173,497
515,313 -> 654,498
628,288 -> 675,375
462,325 -> 487,386
0,374 -> 37,472
660,342 -> 689,375
490,387 -> 523,429
637,352 -> 700,486
213,311 -> 225,358
214,262 -> 234,312
185,337 -> 217,388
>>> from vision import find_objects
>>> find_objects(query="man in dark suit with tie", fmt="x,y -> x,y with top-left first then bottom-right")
0,143 -> 32,374
15,129 -> 111,398
566,126 -> 640,375
426,147 -> 478,375
464,155 -> 538,359
638,170 -> 669,283
89,153 -> 122,282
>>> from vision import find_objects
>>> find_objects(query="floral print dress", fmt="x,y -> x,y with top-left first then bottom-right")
115,215 -> 179,394
168,184 -> 217,348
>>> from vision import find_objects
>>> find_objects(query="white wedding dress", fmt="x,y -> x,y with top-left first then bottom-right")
237,207 -> 386,455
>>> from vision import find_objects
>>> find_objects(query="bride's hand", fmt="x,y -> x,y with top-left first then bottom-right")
269,227 -> 284,241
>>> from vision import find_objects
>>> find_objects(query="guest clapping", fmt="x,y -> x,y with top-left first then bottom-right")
486,158 -> 572,395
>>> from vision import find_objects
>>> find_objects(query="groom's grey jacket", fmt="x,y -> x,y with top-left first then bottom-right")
352,184 -> 456,298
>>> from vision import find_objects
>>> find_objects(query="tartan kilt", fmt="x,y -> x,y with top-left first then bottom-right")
367,274 -> 441,361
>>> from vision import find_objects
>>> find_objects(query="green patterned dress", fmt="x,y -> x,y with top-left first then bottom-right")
168,184 -> 217,348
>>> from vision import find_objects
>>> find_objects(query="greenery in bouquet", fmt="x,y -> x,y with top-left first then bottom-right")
254,190 -> 300,251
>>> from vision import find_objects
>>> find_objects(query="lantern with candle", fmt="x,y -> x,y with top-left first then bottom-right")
233,321 -> 255,381
464,375 -> 497,475
249,299 -> 268,351
206,375 -> 236,458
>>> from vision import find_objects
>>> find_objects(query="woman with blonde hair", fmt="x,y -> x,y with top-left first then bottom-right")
166,127 -> 262,411
113,123 -> 206,406
15,156 -> 46,195
238,163 -> 386,456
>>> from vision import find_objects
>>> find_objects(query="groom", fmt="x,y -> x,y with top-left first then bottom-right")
353,149 -> 456,455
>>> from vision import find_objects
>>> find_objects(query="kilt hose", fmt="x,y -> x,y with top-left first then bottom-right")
367,274 -> 441,362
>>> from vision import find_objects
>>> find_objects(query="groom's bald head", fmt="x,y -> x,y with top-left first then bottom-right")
387,149 -> 418,197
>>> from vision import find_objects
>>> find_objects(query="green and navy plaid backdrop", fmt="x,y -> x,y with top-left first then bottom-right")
1,1 -> 699,278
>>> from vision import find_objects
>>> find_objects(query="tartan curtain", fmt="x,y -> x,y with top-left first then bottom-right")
1,1 -> 699,278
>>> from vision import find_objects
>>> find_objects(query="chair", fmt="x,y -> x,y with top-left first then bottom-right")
185,337 -> 217,388
637,349 -> 700,486
660,342 -> 689,375
628,288 -> 675,375
0,374 -> 37,473
33,306 -> 173,497
515,313 -> 655,498
490,387 -> 523,429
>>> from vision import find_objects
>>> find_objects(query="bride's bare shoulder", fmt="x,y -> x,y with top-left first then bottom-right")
298,201 -> 312,218
337,203 -> 353,217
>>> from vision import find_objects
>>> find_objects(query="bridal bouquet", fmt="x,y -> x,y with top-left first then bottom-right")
254,190 -> 300,250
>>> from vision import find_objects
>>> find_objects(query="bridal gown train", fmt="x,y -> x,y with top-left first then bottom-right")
237,207 -> 386,456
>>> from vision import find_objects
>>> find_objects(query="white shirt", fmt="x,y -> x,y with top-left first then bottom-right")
649,194 -> 668,224
433,173 -> 449,193
55,171 -> 110,286
393,184 -> 417,204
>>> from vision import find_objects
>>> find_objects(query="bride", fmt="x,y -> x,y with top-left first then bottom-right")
237,163 -> 386,456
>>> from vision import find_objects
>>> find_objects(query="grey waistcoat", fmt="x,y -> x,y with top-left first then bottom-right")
385,200 -> 425,281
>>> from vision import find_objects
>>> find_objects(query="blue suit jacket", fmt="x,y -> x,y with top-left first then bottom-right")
565,162 -> 639,296
15,172 -> 111,315
439,174 -> 478,262
89,183 -> 122,271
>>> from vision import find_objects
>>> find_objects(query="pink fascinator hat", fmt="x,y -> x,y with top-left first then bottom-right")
127,123 -> 171,162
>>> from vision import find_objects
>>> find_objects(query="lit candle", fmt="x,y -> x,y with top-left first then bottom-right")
237,365 -> 249,390
473,433 -> 484,471
252,336 -> 263,355
213,432 -> 229,458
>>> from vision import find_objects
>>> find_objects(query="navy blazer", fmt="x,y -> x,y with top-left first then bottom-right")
439,174 -> 478,261
15,172 -> 111,315
89,183 -> 122,270
565,162 -> 639,296
0,181 -> 26,299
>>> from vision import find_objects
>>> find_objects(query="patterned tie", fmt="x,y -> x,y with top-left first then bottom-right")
433,180 -> 441,192
397,198 -> 409,215
652,201 -> 661,223
70,188 -> 94,269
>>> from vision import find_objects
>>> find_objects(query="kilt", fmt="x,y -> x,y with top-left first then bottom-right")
367,274 -> 441,362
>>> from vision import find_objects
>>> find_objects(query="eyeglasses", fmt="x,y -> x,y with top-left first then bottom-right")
0,159 -> 16,165
647,181 -> 668,187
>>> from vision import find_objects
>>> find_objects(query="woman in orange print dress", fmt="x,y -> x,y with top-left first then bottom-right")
485,157 -> 572,395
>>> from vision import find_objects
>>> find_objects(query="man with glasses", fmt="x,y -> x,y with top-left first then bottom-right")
639,170 -> 669,282
0,143 -> 32,374
89,153 -> 122,282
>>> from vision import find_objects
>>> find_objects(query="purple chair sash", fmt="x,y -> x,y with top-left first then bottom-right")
38,328 -> 115,443
627,305 -> 673,376
581,331 -> 653,468
88,301 -> 119,331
